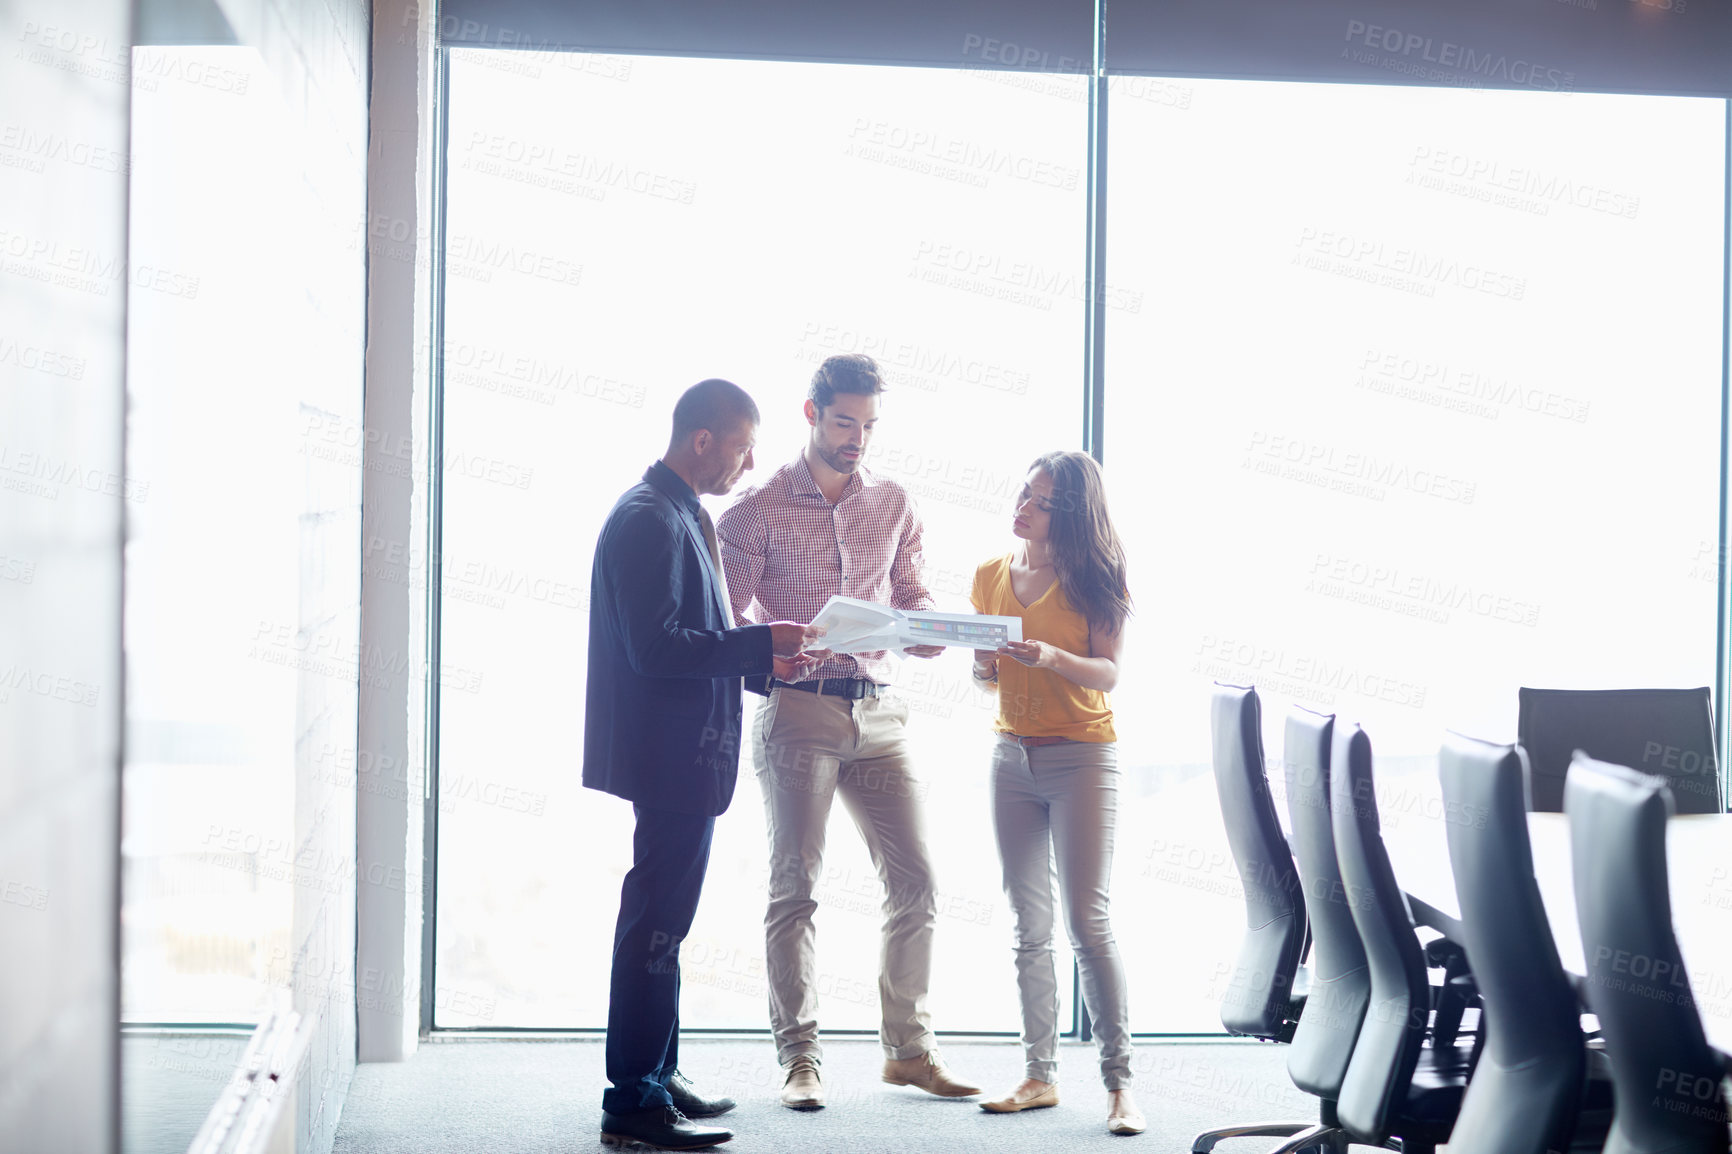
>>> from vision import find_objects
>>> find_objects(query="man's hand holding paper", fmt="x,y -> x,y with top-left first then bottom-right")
768,621 -> 830,681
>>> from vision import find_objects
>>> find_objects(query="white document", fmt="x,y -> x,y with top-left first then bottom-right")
807,596 -> 1022,655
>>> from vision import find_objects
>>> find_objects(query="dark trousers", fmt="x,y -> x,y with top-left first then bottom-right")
601,803 -> 716,1115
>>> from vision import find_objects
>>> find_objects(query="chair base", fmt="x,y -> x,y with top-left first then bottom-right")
1191,1122 -> 1353,1153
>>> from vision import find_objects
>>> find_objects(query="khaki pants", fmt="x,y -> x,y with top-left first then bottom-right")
754,685 -> 937,1065
990,735 -> 1133,1089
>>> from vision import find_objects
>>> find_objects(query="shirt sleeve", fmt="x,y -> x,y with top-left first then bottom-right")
716,493 -> 767,626
606,506 -> 773,678
970,560 -> 987,615
888,499 -> 935,613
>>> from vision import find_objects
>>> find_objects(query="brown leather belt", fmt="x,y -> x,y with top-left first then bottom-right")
1005,733 -> 1071,747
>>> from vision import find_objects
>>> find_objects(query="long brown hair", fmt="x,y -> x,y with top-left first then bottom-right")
1030,451 -> 1131,636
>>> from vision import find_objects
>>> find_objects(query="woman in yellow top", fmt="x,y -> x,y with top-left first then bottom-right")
969,450 -> 1142,1136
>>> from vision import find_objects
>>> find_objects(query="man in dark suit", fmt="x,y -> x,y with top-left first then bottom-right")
585,378 -> 820,1150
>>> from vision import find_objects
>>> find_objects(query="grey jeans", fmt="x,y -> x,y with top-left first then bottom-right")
990,734 -> 1133,1089
755,686 -> 937,1065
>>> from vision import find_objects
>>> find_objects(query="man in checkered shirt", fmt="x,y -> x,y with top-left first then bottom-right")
717,353 -> 981,1111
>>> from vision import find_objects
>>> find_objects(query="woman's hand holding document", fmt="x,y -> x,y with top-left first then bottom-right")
806,595 -> 1023,655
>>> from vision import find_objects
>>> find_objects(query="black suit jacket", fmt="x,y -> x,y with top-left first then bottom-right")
583,462 -> 773,816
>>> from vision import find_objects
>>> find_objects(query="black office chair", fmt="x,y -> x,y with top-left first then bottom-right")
1438,731 -> 1611,1153
1330,724 -> 1472,1154
1518,686 -> 1721,814
1190,684 -> 1314,1152
1566,753 -> 1730,1154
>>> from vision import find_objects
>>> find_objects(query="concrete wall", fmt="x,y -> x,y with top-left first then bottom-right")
0,0 -> 132,1150
0,0 -> 133,1149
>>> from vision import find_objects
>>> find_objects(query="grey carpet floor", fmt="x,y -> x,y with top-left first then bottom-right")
332,1036 -> 1359,1153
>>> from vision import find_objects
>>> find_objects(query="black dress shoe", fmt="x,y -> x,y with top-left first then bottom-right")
666,1071 -> 736,1118
600,1106 -> 732,1150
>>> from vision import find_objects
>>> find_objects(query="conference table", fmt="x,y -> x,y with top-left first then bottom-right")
1380,797 -> 1732,1056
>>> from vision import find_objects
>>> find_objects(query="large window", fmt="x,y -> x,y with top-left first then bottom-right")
123,36 -> 365,1036
124,47 -> 302,1026
433,51 -> 1728,1032
1105,81 -> 1725,1029
435,51 -> 1087,1029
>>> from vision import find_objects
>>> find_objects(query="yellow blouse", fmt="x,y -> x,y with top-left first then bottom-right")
970,553 -> 1116,743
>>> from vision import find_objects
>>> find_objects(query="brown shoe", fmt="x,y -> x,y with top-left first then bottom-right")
881,1051 -> 981,1098
780,1057 -> 824,1110
980,1081 -> 1059,1113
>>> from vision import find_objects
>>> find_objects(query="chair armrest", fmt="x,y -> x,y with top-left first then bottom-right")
1423,937 -> 1468,971
1423,937 -> 1479,1048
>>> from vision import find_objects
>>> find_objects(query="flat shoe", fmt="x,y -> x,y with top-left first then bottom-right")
1107,1108 -> 1146,1135
979,1084 -> 1060,1113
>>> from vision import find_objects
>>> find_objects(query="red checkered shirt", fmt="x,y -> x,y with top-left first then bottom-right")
717,455 -> 934,686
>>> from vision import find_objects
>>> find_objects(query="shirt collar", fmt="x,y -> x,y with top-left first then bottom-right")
645,460 -> 701,516
791,453 -> 867,502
